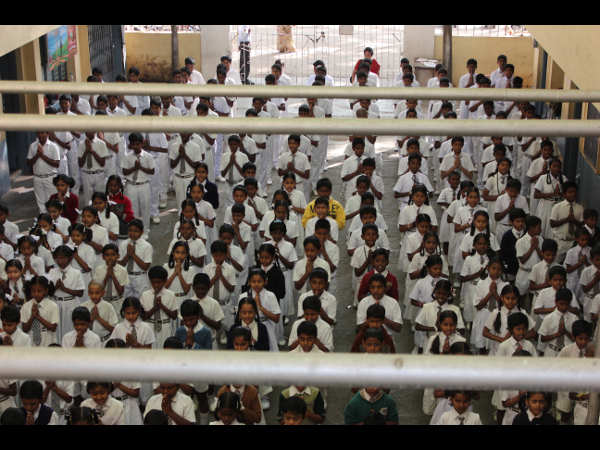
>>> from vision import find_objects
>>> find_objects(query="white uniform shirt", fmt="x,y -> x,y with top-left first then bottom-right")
202,262 -> 237,304
496,336 -> 538,357
438,409 -> 482,425
293,258 -> 330,295
537,308 -> 578,356
393,171 -> 434,208
80,299 -> 119,342
168,138 -> 204,177
121,150 -> 156,184
78,137 -> 109,171
550,200 -> 584,241
347,227 -> 390,252
484,306 -> 535,355
143,390 -> 196,425
516,233 -> 544,271
118,238 -> 153,274
305,217 -> 339,243
415,302 -> 464,339
27,140 -> 60,176
440,153 -> 475,185
61,328 -> 102,348
81,397 -> 125,425
46,266 -> 85,299
220,150 -> 249,184
140,287 -> 178,322
424,332 -> 466,354
278,151 -> 311,186
288,317 -> 333,351
356,294 -> 403,335
20,297 -> 59,346
0,327 -> 31,347
109,318 -> 155,347
16,254 -> 45,281
296,290 -> 337,322
92,263 -> 130,298
494,194 -> 529,228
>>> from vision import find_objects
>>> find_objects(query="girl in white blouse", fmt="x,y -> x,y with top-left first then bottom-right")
92,192 -> 120,243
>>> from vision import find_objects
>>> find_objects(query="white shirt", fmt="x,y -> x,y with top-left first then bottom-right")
288,317 -> 333,351
550,200 -> 584,241
296,290 -> 337,322
440,152 -> 475,185
220,150 -> 249,184
496,336 -> 538,357
121,150 -> 156,183
78,137 -> 109,172
424,332 -> 466,354
356,294 -> 403,335
184,295 -> 224,342
202,262 -> 237,303
140,287 -> 178,322
415,302 -> 464,338
278,151 -> 311,185
61,328 -> 102,348
81,397 -> 125,425
168,138 -> 204,176
439,408 -> 482,425
516,233 -> 544,271
397,204 -> 438,229
347,227 -> 390,252
27,140 -> 60,176
80,299 -> 119,341
494,194 -> 529,227
20,297 -> 60,346
92,262 -> 130,299
393,172 -> 434,207
189,69 -> 206,85
118,238 -> 153,273
109,318 -> 155,347
293,258 -> 330,294
0,327 -> 31,347
305,217 -> 339,243
16,254 -> 45,281
46,266 -> 85,299
265,239 -> 298,273
538,308 -> 578,356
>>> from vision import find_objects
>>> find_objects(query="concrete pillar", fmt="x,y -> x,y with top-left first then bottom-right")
403,26 -> 436,63
17,39 -> 44,114
200,25 -> 230,78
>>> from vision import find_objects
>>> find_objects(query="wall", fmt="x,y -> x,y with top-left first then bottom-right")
0,25 -> 60,58
124,32 -> 202,82
199,25 -> 230,78
404,26 -> 436,63
433,35 -> 534,87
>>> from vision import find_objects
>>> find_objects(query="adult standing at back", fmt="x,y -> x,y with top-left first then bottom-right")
185,57 -> 205,85
351,47 -> 380,83
238,25 -> 251,84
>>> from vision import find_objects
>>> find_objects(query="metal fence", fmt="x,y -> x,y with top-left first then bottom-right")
229,25 -> 405,87
435,25 -> 530,37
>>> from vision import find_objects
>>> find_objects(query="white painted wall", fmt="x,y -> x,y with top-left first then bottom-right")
200,25 -> 231,78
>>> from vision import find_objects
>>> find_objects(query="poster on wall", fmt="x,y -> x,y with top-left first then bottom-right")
48,26 -> 78,71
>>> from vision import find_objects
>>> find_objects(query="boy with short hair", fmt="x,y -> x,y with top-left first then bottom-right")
77,130 -> 108,208
143,382 -> 196,425
350,306 -> 396,353
61,306 -> 101,349
341,137 -> 367,200
301,178 -> 345,231
27,131 -> 61,213
305,197 -> 339,244
187,273 -> 224,345
494,179 -> 530,242
20,380 -> 59,425
296,268 -> 337,326
312,219 -> 339,293
280,396 -> 307,425
121,133 -> 156,233
583,209 -> 600,247
439,136 -> 474,187
0,304 -> 31,347
140,266 -> 177,349
221,135 -> 249,208
92,244 -> 129,315
344,177 -> 371,221
550,181 -> 584,261
393,154 -> 433,212
288,296 -> 333,352
538,288 -> 578,357
169,131 -> 203,211
528,239 -> 559,301
356,274 -> 403,336
80,280 -> 119,344
344,384 -> 399,425
278,135 -> 311,200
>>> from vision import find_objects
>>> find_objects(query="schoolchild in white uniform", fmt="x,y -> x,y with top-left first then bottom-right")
169,220 -> 207,273
266,221 -> 298,321
493,179 -> 530,243
437,391 -> 482,425
50,95 -> 80,184
357,273 -> 403,340
77,131 -> 108,209
515,216 -> 544,297
452,188 -> 487,275
144,383 -> 196,425
482,158 -> 512,233
92,243 -> 128,316
194,102 -> 218,182
118,219 -> 153,300
534,158 -> 568,240
526,140 -> 556,212
41,360 -> 74,425
186,181 -> 217,253
174,201 -> 208,245
532,266 -> 579,328
437,173 -> 462,254
439,137 -> 474,190
46,245 -> 85,340
141,266 -> 178,349
294,237 -> 331,298
27,131 -> 60,213
81,382 -> 125,425
407,256 -> 445,324
20,276 -> 59,347
397,185 -> 438,239
221,136 -> 250,209
16,236 -> 45,281
187,273 -> 225,346
80,281 -> 119,344
537,288 -> 578,357
109,297 -> 155,352
580,246 -> 600,322
288,296 -> 333,352
91,193 -> 120,245
0,304 -> 31,347
393,155 -> 433,214
104,95 -> 128,177
457,211 -> 499,274
550,181 -> 584,260
121,133 -> 156,234
169,132 -> 203,210
564,229 -> 591,299
278,135 -> 311,200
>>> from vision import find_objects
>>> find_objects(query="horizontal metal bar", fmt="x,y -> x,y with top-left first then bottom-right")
0,80 -> 597,102
0,347 -> 598,391
2,114 -> 600,137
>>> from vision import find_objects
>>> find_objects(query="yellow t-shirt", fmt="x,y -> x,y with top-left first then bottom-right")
302,197 -> 345,229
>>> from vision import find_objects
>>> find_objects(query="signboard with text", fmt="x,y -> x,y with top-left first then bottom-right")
48,26 -> 77,71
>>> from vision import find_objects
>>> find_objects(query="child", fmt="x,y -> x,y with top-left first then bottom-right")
301,178 -> 345,232
294,237 -> 331,296
550,181 -> 583,260
341,137 -> 367,201
61,306 -> 101,349
347,205 -> 390,251
528,238 -> 559,302
119,219 -> 153,299
415,280 -> 464,353
238,268 -> 280,352
204,240 -> 237,342
496,312 -> 538,358
424,310 -> 466,355
109,296 -> 155,349
482,157 -> 512,233
49,175 -> 79,225
345,176 -> 372,222
583,209 -> 600,247
218,224 -> 248,305
532,266 -> 578,328
16,236 -> 45,281
104,338 -> 143,425
186,183 -> 216,253
296,268 -> 337,327
281,173 -> 307,253
187,162 -> 219,212
265,222 -> 297,322
305,197 -> 339,244
499,208 -> 527,282
141,266 -> 177,348
92,192 -> 120,244
438,391 -> 482,425
278,374 -> 326,425
407,255 -> 445,324
173,200 -> 208,245
80,206 -> 110,255
564,228 -> 591,299
243,177 -> 269,243
312,219 -> 339,294
399,214 -> 432,275
280,396 -> 307,425
92,243 -> 128,314
512,392 -> 557,425
26,131 -> 61,213
260,199 -> 299,247
471,257 -> 507,354
534,158 -> 568,239
278,135 -> 311,200
580,245 -> 600,322
452,187 -> 486,275
105,175 -> 135,240
538,288 -> 578,357
20,380 -> 59,425
357,248 -> 399,302
446,180 -> 475,259
169,219 -> 207,271
437,172 -> 461,254
80,281 -> 118,344
121,133 -> 155,234
459,230 -> 494,318
47,245 -> 85,339
393,154 -> 433,212
210,391 -> 244,425
515,215 -> 544,297
169,132 -> 203,209
20,276 -> 59,346
227,299 -> 269,351
221,136 -> 250,208
4,260 -> 25,308
439,136 -> 474,187
164,240 -> 195,301
1,304 -> 31,346
397,184 -> 438,235
143,383 -> 196,425
288,296 -> 333,352
81,382 -> 125,425
45,199 -> 71,243
357,274 -> 403,337
41,347 -> 74,425
187,273 -> 224,346
77,131 -> 108,208
351,308 -> 396,354
343,385 -> 399,425
350,224 -> 381,298
30,214 -> 61,271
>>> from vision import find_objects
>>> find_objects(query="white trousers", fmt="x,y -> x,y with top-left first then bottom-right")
80,170 -> 106,209
125,182 -> 151,235
214,135 -> 225,179
173,174 -> 194,211
66,146 -> 81,194
33,175 -> 55,213
152,153 -> 170,202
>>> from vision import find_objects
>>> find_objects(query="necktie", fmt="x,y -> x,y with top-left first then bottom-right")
179,144 -> 186,174
213,268 -> 221,301
154,293 -> 162,333
501,175 -> 507,184
133,156 -> 140,182
86,143 -> 93,169
127,241 -> 136,272
442,336 -> 450,353
480,255 -> 484,265
556,316 -> 565,348
32,312 -> 42,346
436,305 -> 442,322
458,416 -> 465,425
515,342 -> 523,353
105,271 -> 113,299
228,155 -> 235,184
413,173 -> 418,185
50,387 -> 60,413
568,204 -> 576,239
292,153 -> 296,171
130,323 -> 138,343
580,348 -> 585,358
61,270 -> 66,281
452,190 -> 456,201
488,295 -> 496,312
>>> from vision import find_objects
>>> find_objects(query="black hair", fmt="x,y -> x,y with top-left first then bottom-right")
314,218 -> 331,233
177,218 -> 199,241
144,409 -> 169,425
363,327 -> 385,343
507,312 -> 528,331
269,219 -> 287,235
148,265 -> 168,281
91,192 -> 111,219
81,206 -> 101,226
302,295 -> 321,313
20,380 -> 44,399
26,275 -> 55,298
229,326 -> 252,344
430,311 -> 459,355
470,210 -> 491,238
72,306 -> 91,323
449,341 -> 471,355
105,338 -> 126,348
17,235 -> 39,255
572,320 -> 593,339
548,265 -> 567,280
231,203 -> 246,217
0,304 -> 20,323
308,267 -> 329,283
584,209 -> 598,220
509,208 -> 526,222
492,285 -> 522,333
0,407 -> 26,425
210,240 -> 228,255
168,240 -> 191,271
120,296 -> 144,318
105,174 -> 125,196
53,174 -> 75,189
86,382 -> 112,394
179,199 -> 201,228
316,178 -> 332,192
180,299 -> 201,318
525,215 -> 542,232
361,223 -> 379,237
432,279 -> 453,304
366,303 -> 385,320
303,236 -> 321,250
555,287 -> 572,304
359,206 -> 377,219
369,273 -> 387,287
281,396 -> 307,417
52,244 -> 74,259
297,320 -> 317,338
541,239 -> 558,254
45,198 -> 63,212
451,136 -> 465,145
128,132 -> 144,144
409,184 -> 430,206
